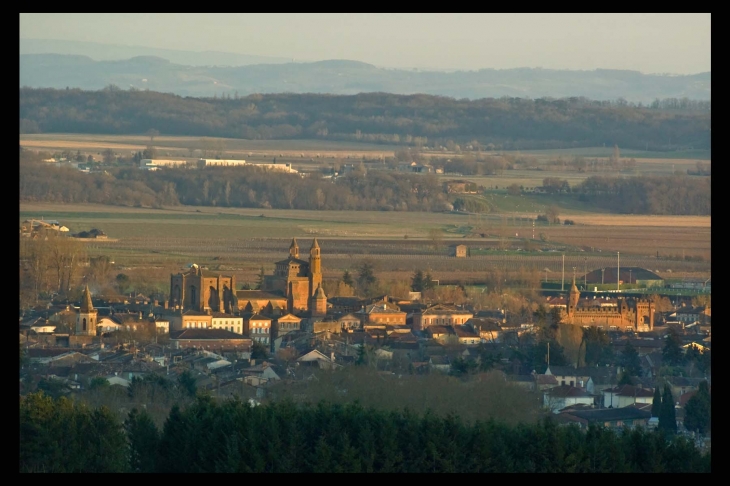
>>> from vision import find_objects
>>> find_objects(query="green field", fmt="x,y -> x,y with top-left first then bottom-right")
20,203 -> 711,288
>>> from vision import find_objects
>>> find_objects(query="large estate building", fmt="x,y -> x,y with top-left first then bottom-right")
262,238 -> 324,315
169,238 -> 326,317
169,264 -> 237,314
559,278 -> 654,332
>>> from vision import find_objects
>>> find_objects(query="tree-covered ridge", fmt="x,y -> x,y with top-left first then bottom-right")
19,157 -> 711,215
577,175 -> 711,215
19,393 -> 710,473
19,88 -> 710,151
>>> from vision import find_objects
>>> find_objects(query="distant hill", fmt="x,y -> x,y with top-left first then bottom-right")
19,88 -> 711,151
19,52 -> 710,102
19,38 -> 291,66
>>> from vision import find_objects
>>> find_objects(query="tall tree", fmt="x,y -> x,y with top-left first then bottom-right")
125,408 -> 160,473
684,381 -> 711,436
411,270 -> 425,292
662,329 -> 685,367
342,270 -> 353,287
659,384 -> 677,435
356,261 -> 377,296
620,341 -> 642,377
651,386 -> 662,418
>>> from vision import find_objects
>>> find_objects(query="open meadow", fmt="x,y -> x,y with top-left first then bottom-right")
20,134 -> 710,180
20,202 -> 710,290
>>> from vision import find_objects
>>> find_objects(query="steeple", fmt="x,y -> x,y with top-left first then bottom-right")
311,283 -> 327,317
310,238 -> 321,259
289,238 -> 299,259
569,276 -> 580,311
81,284 -> 94,313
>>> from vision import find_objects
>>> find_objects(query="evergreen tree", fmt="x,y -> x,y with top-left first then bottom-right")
423,272 -> 436,290
684,380 -> 711,436
178,370 -> 197,398
620,341 -> 642,377
125,408 -> 160,473
659,384 -> 677,435
342,269 -> 353,287
256,266 -> 265,290
662,329 -> 685,367
651,387 -> 662,417
411,269 -> 425,292
356,261 -> 377,295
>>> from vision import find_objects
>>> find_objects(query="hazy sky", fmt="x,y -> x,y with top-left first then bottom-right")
19,13 -> 710,73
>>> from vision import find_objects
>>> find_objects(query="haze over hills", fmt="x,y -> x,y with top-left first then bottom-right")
19,51 -> 710,103
19,38 -> 291,66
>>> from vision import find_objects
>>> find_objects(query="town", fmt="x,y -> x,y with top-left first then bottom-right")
20,229 -> 711,445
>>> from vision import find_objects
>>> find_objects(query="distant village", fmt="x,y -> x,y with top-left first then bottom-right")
20,232 -> 710,440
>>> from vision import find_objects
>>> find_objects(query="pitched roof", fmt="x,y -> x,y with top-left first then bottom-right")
544,385 -> 592,398
582,267 -> 662,285
602,385 -> 654,398
274,257 -> 310,266
236,290 -> 286,301
80,285 -> 94,313
170,329 -> 251,340
536,374 -> 559,385
561,407 -> 651,422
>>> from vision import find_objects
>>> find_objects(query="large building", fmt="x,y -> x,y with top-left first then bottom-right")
262,238 -> 324,315
559,278 -> 654,332
169,264 -> 237,314
169,239 -> 326,318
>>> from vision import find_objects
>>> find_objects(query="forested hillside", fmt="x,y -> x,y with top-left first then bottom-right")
19,88 -> 710,151
19,157 -> 710,215
20,393 -> 710,473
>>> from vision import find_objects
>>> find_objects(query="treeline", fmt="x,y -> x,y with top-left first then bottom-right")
576,175 -> 711,215
20,160 -> 452,211
19,88 -> 710,150
19,393 -> 710,473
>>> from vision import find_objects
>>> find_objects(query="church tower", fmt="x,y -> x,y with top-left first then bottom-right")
308,238 -> 322,298
289,238 -> 299,259
311,284 -> 327,317
76,284 -> 98,336
568,277 -> 580,317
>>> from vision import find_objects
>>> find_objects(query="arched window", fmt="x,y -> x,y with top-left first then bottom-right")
82,318 -> 87,331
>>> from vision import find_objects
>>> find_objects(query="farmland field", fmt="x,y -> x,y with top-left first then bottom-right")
20,203 -> 711,288
19,134 -> 710,179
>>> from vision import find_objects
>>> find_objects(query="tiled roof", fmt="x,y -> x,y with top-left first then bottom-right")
602,385 -> 654,398
544,385 -> 592,398
562,407 -> 651,422
171,329 -> 251,340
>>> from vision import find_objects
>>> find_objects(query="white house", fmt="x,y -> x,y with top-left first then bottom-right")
211,313 -> 243,335
105,375 -> 131,387
602,385 -> 655,409
543,385 -> 595,413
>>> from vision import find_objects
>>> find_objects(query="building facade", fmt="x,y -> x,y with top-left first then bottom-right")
559,278 -> 654,332
262,238 -> 324,315
170,264 -> 237,314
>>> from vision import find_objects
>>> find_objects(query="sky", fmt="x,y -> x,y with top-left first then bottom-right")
19,13 -> 711,74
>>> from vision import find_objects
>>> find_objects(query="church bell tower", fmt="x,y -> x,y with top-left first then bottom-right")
76,284 -> 98,336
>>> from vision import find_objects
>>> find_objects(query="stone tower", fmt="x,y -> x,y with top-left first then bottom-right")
568,277 -> 580,316
289,237 -> 299,259
311,283 -> 327,317
76,284 -> 98,336
309,238 -> 322,298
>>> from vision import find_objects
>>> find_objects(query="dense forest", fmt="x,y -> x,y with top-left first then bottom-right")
19,393 -> 710,473
19,153 -> 711,215
577,175 -> 711,215
19,88 -> 710,151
